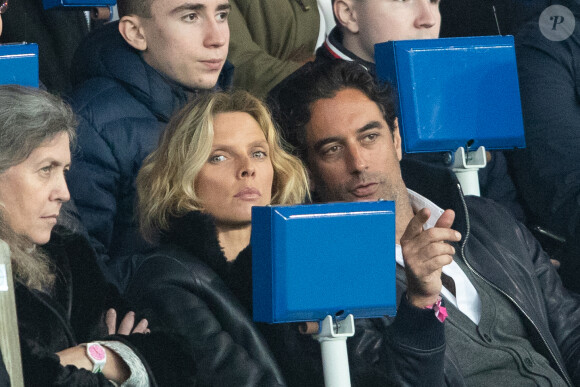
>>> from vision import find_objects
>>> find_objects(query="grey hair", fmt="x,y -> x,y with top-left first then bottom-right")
0,85 -> 76,174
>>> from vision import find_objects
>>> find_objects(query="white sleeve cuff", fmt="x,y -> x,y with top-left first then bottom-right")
97,340 -> 150,387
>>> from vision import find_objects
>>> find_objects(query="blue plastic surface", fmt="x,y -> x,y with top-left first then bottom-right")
252,201 -> 397,324
43,0 -> 115,9
375,36 -> 525,153
0,44 -> 38,88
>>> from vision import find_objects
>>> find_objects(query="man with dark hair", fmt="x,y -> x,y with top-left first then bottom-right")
66,0 -> 233,287
272,60 -> 580,386
270,0 -> 524,222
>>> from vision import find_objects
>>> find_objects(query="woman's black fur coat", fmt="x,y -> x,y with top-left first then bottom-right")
15,225 -> 195,386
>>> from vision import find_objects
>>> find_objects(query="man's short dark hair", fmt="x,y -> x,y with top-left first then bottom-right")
117,0 -> 153,18
270,60 -> 398,160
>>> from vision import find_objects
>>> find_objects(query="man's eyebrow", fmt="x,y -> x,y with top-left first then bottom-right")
312,121 -> 385,153
217,3 -> 231,11
170,2 -> 231,15
170,3 -> 204,15
357,121 -> 384,134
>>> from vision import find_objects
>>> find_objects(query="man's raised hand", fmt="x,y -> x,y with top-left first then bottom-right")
400,208 -> 461,308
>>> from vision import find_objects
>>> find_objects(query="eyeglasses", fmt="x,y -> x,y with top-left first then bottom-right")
0,0 -> 8,15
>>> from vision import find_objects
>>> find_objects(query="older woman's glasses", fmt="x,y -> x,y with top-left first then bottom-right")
0,0 -> 8,14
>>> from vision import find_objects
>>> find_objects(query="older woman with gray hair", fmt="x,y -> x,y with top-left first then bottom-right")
0,85 -> 194,386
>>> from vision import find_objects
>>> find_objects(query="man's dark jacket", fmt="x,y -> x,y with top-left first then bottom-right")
391,159 -> 578,385
65,22 -> 234,288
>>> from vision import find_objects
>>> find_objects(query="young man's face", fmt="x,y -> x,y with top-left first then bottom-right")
140,0 -> 230,89
345,0 -> 441,62
304,87 -> 408,204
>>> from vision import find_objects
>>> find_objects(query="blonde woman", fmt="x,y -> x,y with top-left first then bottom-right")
127,90 -> 308,386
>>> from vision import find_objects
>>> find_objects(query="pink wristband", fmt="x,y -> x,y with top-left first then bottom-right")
425,297 -> 447,322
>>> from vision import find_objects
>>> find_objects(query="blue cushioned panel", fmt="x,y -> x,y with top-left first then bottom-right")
252,201 -> 397,323
375,36 -> 525,153
0,43 -> 38,88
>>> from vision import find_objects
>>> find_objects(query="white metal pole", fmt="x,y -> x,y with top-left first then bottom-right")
314,315 -> 355,387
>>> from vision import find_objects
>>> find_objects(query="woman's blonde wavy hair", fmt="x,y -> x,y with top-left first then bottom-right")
137,90 -> 309,242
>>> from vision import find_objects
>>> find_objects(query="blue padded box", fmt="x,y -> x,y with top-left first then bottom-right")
375,36 -> 525,153
43,0 -> 115,9
0,44 -> 38,88
252,201 -> 397,324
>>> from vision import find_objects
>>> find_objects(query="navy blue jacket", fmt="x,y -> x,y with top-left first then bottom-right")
66,22 -> 234,288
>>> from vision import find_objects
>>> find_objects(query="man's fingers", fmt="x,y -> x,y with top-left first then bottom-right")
423,239 -> 456,258
402,228 -> 461,255
117,311 -> 136,335
106,309 -> 117,335
434,209 -> 456,229
401,208 -> 431,242
405,244 -> 455,278
420,254 -> 455,275
132,318 -> 149,334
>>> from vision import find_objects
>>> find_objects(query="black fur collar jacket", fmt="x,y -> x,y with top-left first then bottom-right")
126,212 -> 287,387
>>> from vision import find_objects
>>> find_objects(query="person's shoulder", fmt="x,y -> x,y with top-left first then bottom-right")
68,77 -> 161,135
131,244 -> 222,286
68,76 -> 130,110
464,195 -> 524,237
516,15 -> 580,54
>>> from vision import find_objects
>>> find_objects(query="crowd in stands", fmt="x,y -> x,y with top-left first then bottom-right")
0,0 -> 579,385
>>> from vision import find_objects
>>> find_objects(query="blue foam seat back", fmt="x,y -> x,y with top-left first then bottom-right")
43,0 -> 115,9
0,44 -> 38,88
252,201 -> 397,324
375,36 -> 525,153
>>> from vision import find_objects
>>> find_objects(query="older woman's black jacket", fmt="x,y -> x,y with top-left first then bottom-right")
16,226 -> 195,386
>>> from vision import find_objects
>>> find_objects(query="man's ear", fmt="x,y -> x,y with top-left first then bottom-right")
334,0 -> 359,34
118,15 -> 148,51
392,118 -> 403,161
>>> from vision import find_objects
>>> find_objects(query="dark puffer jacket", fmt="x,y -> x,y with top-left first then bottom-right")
65,22 -> 233,289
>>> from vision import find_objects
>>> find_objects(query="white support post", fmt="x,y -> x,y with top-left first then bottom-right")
314,314 -> 355,387
451,146 -> 487,197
